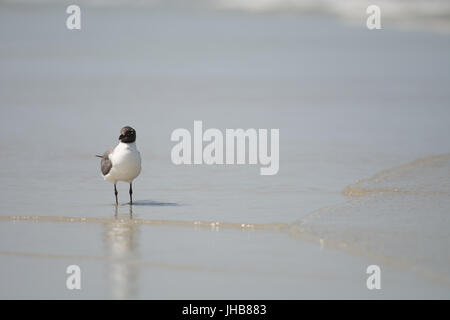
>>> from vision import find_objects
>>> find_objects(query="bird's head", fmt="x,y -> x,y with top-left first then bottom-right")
119,126 -> 136,143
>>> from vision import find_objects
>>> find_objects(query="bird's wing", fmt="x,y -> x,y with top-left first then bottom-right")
98,148 -> 114,176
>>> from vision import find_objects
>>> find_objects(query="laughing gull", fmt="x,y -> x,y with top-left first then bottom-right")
96,126 -> 142,205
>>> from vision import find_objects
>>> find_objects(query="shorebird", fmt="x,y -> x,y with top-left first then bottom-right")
96,126 -> 142,205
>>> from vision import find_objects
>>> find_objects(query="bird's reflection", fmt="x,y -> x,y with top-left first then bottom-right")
102,205 -> 140,299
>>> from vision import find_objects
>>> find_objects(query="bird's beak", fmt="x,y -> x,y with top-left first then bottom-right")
119,134 -> 124,141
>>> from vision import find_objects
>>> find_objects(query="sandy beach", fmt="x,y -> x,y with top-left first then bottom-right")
1,1 -> 450,299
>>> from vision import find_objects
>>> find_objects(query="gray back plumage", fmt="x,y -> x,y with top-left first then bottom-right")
100,148 -> 113,176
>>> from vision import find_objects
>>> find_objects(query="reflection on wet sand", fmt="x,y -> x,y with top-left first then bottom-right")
103,205 -> 139,299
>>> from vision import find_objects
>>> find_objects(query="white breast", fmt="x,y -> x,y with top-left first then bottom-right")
104,142 -> 141,184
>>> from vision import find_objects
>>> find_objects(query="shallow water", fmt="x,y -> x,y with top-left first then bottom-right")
296,155 -> 450,285
0,4 -> 450,299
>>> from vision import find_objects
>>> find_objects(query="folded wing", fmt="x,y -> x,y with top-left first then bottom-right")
96,148 -> 113,176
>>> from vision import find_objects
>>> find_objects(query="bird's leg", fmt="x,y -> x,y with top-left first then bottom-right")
114,183 -> 118,206
129,182 -> 133,205
114,205 -> 118,218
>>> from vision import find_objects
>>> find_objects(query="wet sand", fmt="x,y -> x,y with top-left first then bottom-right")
1,154 -> 450,298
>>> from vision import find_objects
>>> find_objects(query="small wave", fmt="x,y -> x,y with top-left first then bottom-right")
291,153 -> 450,287
3,0 -> 450,33
343,154 -> 450,197
0,214 -> 287,231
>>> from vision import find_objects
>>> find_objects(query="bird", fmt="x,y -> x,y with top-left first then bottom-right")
96,126 -> 141,205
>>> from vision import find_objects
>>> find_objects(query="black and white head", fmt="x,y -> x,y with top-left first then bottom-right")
119,126 -> 136,143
